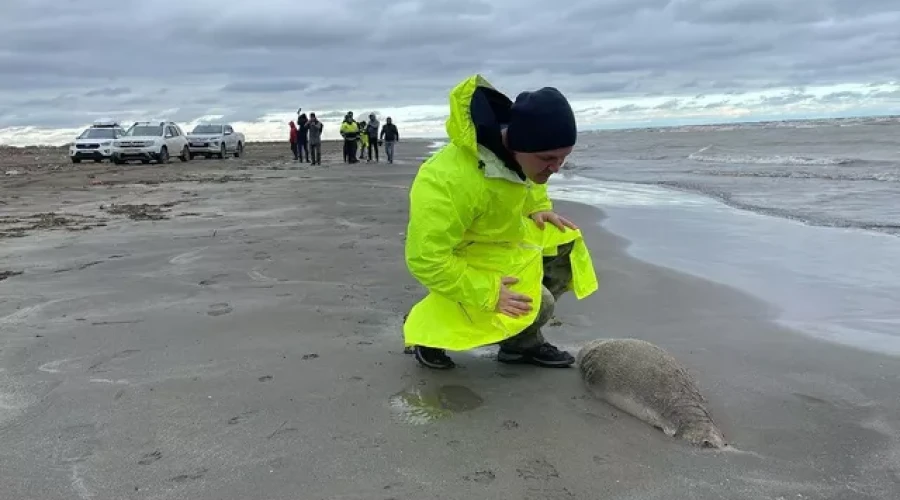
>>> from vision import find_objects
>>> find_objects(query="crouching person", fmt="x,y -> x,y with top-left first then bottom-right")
402,74 -> 599,370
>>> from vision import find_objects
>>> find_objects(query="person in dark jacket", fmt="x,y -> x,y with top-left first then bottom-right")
365,113 -> 380,162
289,121 -> 299,160
307,113 -> 324,165
380,117 -> 400,163
296,113 -> 310,162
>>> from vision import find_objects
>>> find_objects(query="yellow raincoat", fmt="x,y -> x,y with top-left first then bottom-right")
360,125 -> 369,149
403,74 -> 599,351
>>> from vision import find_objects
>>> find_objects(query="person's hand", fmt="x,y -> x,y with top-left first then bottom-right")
531,211 -> 578,231
496,277 -> 532,317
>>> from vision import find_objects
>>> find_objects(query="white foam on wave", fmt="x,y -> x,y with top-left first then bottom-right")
427,140 -> 447,150
549,175 -> 900,356
687,145 -> 855,166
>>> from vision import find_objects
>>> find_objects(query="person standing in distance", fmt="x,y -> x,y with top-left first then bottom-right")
288,121 -> 299,160
380,117 -> 399,163
366,113 -> 380,162
296,113 -> 310,162
403,75 -> 599,370
339,113 -> 360,164
307,113 -> 324,165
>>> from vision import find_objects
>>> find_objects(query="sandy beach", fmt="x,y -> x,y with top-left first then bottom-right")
2,140 -> 899,499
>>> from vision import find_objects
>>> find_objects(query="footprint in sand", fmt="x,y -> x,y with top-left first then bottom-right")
137,450 -> 162,465
207,303 -> 233,316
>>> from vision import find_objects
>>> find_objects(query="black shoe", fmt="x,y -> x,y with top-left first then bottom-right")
497,342 -> 574,368
413,346 -> 455,369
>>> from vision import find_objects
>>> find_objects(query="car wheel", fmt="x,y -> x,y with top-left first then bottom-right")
71,157 -> 81,164
218,143 -> 226,159
93,159 -> 103,163
179,145 -> 190,162
113,157 -> 125,165
141,159 -> 150,164
158,146 -> 169,164
234,142 -> 243,158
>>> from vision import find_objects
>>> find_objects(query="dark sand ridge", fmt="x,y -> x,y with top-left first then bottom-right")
1,141 -> 899,499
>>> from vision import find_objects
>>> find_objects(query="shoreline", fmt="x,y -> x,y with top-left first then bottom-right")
2,150 -> 899,498
551,175 -> 900,357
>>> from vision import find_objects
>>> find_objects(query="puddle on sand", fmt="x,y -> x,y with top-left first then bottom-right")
389,385 -> 484,425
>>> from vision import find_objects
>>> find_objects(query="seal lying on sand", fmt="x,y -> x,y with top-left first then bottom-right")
576,338 -> 727,448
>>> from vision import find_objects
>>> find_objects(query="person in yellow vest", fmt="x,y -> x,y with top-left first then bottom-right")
403,74 -> 598,369
339,113 -> 360,163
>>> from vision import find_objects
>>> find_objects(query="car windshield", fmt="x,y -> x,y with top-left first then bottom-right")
79,128 -> 118,139
127,125 -> 164,137
192,125 -> 223,134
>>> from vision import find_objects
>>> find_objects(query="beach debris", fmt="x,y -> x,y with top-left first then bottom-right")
462,470 -> 496,483
577,338 -> 728,448
301,353 -> 320,360
0,212 -> 106,238
100,202 -> 181,221
0,270 -> 23,281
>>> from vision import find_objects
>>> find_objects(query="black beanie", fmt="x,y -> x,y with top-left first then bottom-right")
507,87 -> 577,153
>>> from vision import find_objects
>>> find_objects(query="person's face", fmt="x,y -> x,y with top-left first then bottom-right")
513,147 -> 572,184
386,118 -> 392,124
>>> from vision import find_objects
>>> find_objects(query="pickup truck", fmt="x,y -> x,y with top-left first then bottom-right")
185,123 -> 245,159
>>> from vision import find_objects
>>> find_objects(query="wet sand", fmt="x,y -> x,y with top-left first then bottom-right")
2,142 -> 899,499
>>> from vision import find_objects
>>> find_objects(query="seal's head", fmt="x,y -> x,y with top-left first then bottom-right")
680,421 -> 727,449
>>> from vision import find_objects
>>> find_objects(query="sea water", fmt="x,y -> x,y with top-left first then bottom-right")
548,117 -> 900,356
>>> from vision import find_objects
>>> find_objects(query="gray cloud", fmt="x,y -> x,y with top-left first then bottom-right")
221,81 -> 311,93
84,87 -> 131,97
2,0 -> 900,140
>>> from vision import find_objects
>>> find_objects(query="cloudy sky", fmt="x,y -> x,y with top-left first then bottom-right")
2,0 -> 900,145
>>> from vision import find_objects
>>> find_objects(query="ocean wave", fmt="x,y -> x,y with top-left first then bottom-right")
621,115 -> 900,134
693,169 -> 899,183
427,140 -> 447,149
688,146 -> 857,166
649,180 -> 900,236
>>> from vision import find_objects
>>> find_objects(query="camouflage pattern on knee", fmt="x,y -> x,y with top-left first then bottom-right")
499,286 -> 554,352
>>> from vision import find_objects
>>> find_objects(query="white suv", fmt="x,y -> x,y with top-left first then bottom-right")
69,120 -> 127,163
112,121 -> 191,165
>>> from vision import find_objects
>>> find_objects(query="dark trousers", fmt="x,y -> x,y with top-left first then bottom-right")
499,242 -> 574,352
367,137 -> 379,162
343,140 -> 358,163
310,143 -> 321,165
297,141 -> 309,162
290,141 -> 298,159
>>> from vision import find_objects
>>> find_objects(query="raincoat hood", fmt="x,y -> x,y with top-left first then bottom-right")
445,74 -> 524,180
